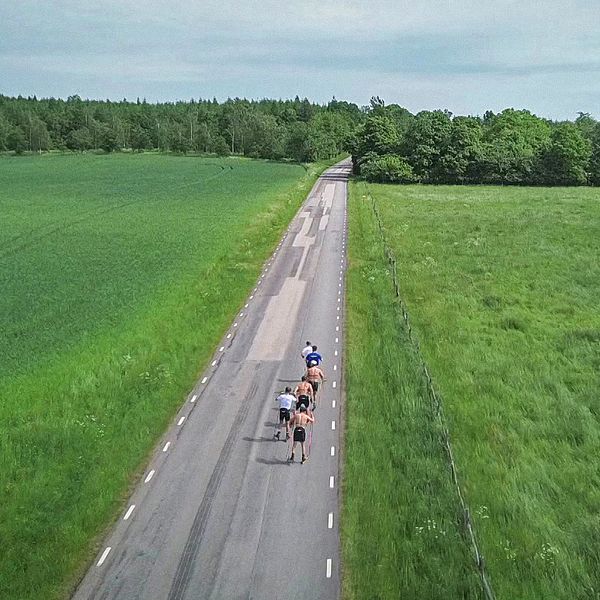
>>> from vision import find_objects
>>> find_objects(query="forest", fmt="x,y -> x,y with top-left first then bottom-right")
348,98 -> 600,186
1,93 -> 599,185
0,94 -> 360,162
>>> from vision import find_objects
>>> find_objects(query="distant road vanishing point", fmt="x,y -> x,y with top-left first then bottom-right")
73,159 -> 351,600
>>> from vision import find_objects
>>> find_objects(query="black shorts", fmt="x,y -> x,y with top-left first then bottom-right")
293,426 -> 306,442
309,380 -> 319,393
296,395 -> 310,410
279,408 -> 290,422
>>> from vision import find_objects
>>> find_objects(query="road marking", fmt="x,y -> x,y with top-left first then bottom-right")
234,322 -> 238,327
250,295 -> 254,299
219,346 -> 225,352
330,476 -> 335,488
336,326 -> 339,331
201,376 -> 207,383
227,333 -> 231,339
326,558 -> 332,578
334,350 -> 338,356
335,337 -> 339,343
211,360 -> 217,366
339,282 -> 342,287
144,470 -> 155,483
337,316 -> 340,320
190,394 -> 197,403
337,298 -> 341,303
331,446 -> 335,456
328,513 -> 334,528
244,303 -> 249,308
240,312 -> 244,317
337,307 -> 340,312
97,547 -> 111,567
333,381 -> 337,389
333,364 -> 337,371
178,417 -> 185,426
332,399 -> 336,408
331,420 -> 336,430
162,442 -> 171,452
124,505 -> 135,520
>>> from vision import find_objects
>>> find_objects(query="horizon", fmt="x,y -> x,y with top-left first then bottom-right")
1,1 -> 599,121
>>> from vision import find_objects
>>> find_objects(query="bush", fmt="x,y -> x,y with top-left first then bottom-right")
361,154 -> 417,183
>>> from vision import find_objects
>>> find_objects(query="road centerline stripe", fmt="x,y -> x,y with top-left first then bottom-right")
124,505 -> 135,520
145,470 -> 155,483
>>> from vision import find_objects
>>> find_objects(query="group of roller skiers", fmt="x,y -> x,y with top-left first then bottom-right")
274,341 -> 325,464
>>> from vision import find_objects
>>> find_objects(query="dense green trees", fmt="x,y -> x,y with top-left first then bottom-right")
2,92 -> 598,185
0,94 -> 360,162
350,100 -> 599,186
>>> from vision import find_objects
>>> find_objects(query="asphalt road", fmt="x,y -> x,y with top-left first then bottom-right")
73,159 -> 351,600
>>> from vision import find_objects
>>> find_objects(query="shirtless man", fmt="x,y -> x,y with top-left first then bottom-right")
294,375 -> 313,410
306,362 -> 325,407
289,405 -> 315,464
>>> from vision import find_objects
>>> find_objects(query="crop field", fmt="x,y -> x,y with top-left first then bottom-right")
0,153 -> 324,600
344,181 -> 600,599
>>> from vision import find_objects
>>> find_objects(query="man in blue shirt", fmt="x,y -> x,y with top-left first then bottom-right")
305,345 -> 322,367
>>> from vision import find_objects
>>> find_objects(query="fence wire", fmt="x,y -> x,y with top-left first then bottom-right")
367,191 -> 496,600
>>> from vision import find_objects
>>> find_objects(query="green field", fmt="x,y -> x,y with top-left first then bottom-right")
344,181 -> 600,599
0,153 -> 325,600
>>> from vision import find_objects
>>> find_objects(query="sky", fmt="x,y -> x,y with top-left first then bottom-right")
1,0 -> 599,120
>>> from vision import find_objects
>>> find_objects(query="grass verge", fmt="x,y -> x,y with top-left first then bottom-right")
342,182 -> 481,599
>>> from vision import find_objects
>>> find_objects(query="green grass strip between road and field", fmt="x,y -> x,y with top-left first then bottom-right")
342,182 -> 481,599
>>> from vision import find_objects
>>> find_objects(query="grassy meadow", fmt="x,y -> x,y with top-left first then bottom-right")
345,181 -> 600,599
0,153 -> 326,600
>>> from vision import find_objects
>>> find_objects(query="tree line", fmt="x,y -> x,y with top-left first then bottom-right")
2,93 -> 599,185
347,97 -> 600,186
0,94 -> 361,162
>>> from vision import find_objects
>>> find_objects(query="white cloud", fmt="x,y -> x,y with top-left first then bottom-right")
1,0 -> 599,118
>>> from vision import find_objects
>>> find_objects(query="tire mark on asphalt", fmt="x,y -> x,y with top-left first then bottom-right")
167,379 -> 258,600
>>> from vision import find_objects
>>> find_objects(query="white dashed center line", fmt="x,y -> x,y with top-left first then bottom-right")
332,399 -> 336,408
328,512 -> 334,529
333,381 -> 337,389
219,346 -> 224,352
326,558 -> 332,578
211,360 -> 217,366
190,394 -> 197,403
178,417 -> 185,426
333,364 -> 337,370
331,446 -> 335,456
331,420 -> 336,430
201,376 -> 207,384
227,333 -> 231,339
234,322 -> 238,327
335,337 -> 339,343
162,442 -> 171,452
144,469 -> 155,483
334,350 -> 338,356
123,505 -> 135,521
329,476 -> 335,488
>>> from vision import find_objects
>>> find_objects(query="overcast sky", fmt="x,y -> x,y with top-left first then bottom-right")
1,0 -> 599,119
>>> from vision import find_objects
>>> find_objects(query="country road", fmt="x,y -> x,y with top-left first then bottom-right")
73,160 -> 351,600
